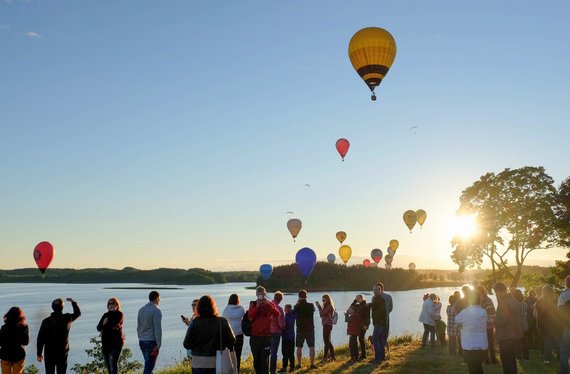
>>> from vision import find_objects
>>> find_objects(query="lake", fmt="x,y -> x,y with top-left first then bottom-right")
0,283 -> 482,373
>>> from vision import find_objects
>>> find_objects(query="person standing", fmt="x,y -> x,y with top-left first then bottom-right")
182,299 -> 200,360
269,291 -> 285,374
0,307 -> 29,374
477,285 -> 498,365
279,304 -> 296,373
419,294 -> 436,347
370,283 -> 387,364
96,298 -> 124,374
249,286 -> 280,374
222,294 -> 245,373
36,297 -> 81,374
137,291 -> 162,374
354,295 -> 369,360
378,283 -> 393,354
526,289 -> 538,350
315,294 -> 336,362
455,289 -> 488,374
346,305 -> 360,364
447,294 -> 459,355
513,290 -> 529,360
559,275 -> 570,374
184,295 -> 236,374
294,289 -> 316,370
493,282 -> 523,374
536,285 -> 561,365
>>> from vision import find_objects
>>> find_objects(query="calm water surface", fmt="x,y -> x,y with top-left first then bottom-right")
0,283 -> 481,373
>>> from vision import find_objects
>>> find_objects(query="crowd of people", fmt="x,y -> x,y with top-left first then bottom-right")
1,277 -> 569,374
418,276 -> 570,374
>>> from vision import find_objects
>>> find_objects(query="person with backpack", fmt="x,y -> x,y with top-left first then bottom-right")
315,294 -> 337,362
278,304 -> 296,373
248,286 -> 280,374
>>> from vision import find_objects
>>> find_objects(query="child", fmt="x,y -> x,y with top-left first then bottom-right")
279,304 -> 296,372
346,305 -> 361,364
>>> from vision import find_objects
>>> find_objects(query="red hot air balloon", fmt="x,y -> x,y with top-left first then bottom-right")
335,138 -> 350,161
33,241 -> 54,275
363,259 -> 371,267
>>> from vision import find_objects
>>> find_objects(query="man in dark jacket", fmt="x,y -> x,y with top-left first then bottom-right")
37,297 -> 81,374
493,282 -> 523,374
249,286 -> 280,374
354,295 -> 369,360
370,283 -> 387,364
294,289 -> 316,370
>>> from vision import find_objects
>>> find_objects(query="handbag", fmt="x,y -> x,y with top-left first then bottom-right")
216,317 -> 238,374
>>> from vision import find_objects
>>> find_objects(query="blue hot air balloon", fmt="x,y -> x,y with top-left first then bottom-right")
259,264 -> 273,280
296,247 -> 317,279
327,253 -> 336,263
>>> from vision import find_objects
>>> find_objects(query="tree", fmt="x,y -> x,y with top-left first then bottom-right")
451,167 -> 564,287
71,336 -> 142,374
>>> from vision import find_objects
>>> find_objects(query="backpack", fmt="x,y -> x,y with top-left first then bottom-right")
330,310 -> 339,325
241,311 -> 252,337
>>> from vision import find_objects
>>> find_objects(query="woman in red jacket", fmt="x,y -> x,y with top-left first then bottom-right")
316,294 -> 336,362
346,303 -> 361,364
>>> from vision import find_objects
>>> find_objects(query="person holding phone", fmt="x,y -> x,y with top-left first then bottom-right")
97,297 -> 124,374
249,286 -> 279,374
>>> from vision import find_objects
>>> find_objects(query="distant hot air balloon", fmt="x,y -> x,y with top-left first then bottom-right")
336,231 -> 347,244
363,259 -> 371,268
327,253 -> 336,263
371,248 -> 383,263
348,27 -> 397,101
335,138 -> 350,161
409,262 -> 417,271
287,218 -> 302,241
403,210 -> 418,233
259,264 -> 273,280
33,241 -> 54,275
389,239 -> 399,251
416,209 -> 427,228
385,264 -> 392,270
296,247 -> 317,279
385,254 -> 393,265
387,246 -> 396,257
339,245 -> 352,264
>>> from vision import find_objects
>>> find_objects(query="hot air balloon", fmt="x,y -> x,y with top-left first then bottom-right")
385,254 -> 393,265
287,218 -> 302,241
371,248 -> 383,263
259,264 -> 273,280
336,231 -> 347,244
409,262 -> 416,271
348,27 -> 397,101
339,245 -> 352,264
335,138 -> 350,161
327,253 -> 336,263
33,241 -> 54,275
385,264 -> 392,270
387,246 -> 396,257
296,247 -> 317,279
363,259 -> 371,267
416,209 -> 427,228
389,239 -> 399,251
403,210 -> 418,233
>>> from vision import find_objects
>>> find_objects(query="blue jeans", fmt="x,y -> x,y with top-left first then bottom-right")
139,340 -> 158,374
103,347 -> 122,374
270,333 -> 281,373
560,328 -> 570,374
372,325 -> 386,361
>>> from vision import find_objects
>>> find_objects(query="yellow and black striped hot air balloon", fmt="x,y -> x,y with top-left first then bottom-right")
348,27 -> 397,101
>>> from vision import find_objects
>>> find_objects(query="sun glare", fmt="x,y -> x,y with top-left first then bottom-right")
451,214 -> 478,240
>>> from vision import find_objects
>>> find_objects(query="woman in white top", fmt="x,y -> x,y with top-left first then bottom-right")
222,294 -> 246,373
455,289 -> 488,374
419,294 -> 437,347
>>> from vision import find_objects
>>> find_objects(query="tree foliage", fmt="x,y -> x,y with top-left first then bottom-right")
451,166 -> 566,287
71,336 -> 142,374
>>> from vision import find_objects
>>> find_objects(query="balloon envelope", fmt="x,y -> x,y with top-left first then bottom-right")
389,239 -> 399,251
370,248 -> 383,263
339,245 -> 352,264
259,264 -> 273,280
335,138 -> 350,161
287,218 -> 302,240
33,241 -> 54,274
403,210 -> 418,232
336,231 -> 347,244
295,247 -> 317,278
385,254 -> 393,265
409,262 -> 416,271
387,247 -> 396,257
348,27 -> 397,100
416,209 -> 427,228
363,259 -> 371,267
385,264 -> 392,270
327,253 -> 336,263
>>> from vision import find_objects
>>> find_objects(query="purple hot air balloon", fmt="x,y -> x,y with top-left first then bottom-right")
295,247 -> 317,278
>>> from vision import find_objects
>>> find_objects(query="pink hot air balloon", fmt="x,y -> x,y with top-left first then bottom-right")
335,138 -> 350,161
33,241 -> 54,275
363,259 -> 371,267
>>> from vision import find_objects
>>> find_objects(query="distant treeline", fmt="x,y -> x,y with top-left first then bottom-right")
0,267 -> 258,284
257,262 -> 465,292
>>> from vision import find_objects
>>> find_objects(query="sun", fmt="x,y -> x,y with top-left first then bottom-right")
450,214 -> 478,240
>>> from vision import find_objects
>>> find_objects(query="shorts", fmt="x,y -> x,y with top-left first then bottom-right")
296,330 -> 315,348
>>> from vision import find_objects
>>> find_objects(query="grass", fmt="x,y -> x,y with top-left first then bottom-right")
156,335 -> 561,373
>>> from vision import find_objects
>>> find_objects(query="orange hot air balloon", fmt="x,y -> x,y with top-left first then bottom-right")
335,138 -> 350,161
336,231 -> 347,244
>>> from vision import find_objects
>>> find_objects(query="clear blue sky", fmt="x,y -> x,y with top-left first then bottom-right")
1,0 -> 569,271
